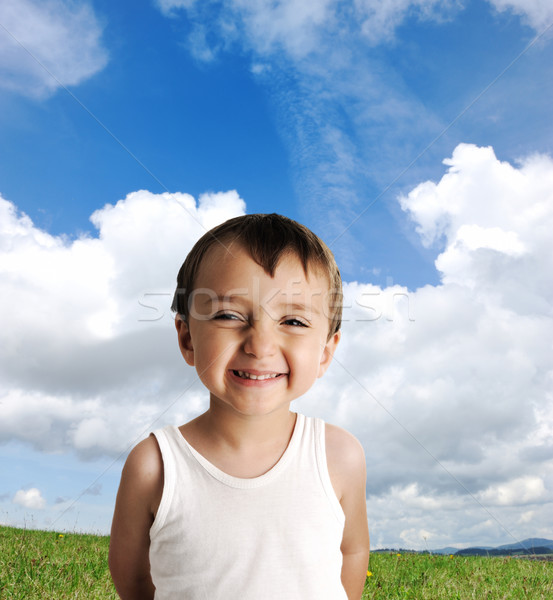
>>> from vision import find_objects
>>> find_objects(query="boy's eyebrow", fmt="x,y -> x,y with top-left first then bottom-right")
273,301 -> 321,315
197,293 -> 322,315
198,293 -> 249,305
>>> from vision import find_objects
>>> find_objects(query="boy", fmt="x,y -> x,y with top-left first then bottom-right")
109,213 -> 370,599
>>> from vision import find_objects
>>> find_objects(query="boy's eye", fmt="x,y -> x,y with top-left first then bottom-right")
213,312 -> 241,321
283,318 -> 308,327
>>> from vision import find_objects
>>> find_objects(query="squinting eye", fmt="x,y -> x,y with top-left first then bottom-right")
214,313 -> 240,321
283,318 -> 308,327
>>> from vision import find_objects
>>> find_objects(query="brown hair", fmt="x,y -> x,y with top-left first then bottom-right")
171,213 -> 342,337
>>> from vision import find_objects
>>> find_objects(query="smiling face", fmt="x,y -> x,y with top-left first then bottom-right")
175,243 -> 340,418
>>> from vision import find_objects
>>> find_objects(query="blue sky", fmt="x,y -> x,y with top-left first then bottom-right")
4,0 -> 551,287
1,0 -> 553,550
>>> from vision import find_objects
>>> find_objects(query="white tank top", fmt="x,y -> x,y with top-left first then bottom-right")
149,413 -> 347,600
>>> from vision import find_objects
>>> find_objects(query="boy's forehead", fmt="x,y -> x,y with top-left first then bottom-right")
195,241 -> 327,285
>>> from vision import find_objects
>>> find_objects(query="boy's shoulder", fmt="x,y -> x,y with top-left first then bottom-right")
121,434 -> 164,514
325,422 -> 365,463
324,422 -> 366,501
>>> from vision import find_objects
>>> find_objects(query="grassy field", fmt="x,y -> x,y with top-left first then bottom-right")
0,525 -> 117,599
363,551 -> 553,599
1,525 -> 551,599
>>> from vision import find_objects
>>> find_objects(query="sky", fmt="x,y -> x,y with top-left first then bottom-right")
0,0 -> 552,552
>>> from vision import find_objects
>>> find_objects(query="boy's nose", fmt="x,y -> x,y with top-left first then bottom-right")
242,323 -> 277,358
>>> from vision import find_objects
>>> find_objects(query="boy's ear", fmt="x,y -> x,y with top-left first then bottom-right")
175,315 -> 195,366
317,330 -> 341,378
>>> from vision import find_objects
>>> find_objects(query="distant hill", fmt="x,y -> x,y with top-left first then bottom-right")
496,538 -> 553,552
455,538 -> 553,557
374,538 -> 553,556
431,547 -> 465,556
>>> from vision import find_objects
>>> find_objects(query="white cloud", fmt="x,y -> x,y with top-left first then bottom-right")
400,144 -> 553,305
229,0 -> 336,58
400,527 -> 435,549
0,0 -> 108,97
295,143 -> 553,547
156,0 -> 337,60
157,0 -> 464,57
518,510 -> 534,524
488,0 -> 553,32
479,476 -> 546,506
1,144 -> 553,546
157,0 -> 553,59
354,0 -> 461,45
13,488 -> 46,510
0,189 -> 245,456
156,0 -> 198,14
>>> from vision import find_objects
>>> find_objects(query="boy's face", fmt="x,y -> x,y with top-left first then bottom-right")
176,243 -> 340,418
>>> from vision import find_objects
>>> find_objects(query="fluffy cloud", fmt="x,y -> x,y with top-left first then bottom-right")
13,488 -> 46,510
295,143 -> 553,547
401,144 -> 553,305
354,0 -> 461,45
0,189 -> 245,456
489,0 -> 553,31
1,144 -> 553,546
154,0 -> 465,63
355,0 -> 553,44
480,476 -> 546,506
0,0 -> 108,97
155,0 -> 550,62
156,0 -> 336,60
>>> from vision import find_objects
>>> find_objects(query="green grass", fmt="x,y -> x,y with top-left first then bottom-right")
362,552 -> 553,599
0,525 -> 117,599
1,526 -> 552,599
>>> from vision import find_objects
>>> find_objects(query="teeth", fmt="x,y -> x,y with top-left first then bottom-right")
235,371 -> 280,380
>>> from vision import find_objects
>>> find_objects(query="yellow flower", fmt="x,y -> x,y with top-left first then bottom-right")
58,534 -> 64,538
449,554 -> 454,559
396,553 -> 401,557
366,571 -> 373,577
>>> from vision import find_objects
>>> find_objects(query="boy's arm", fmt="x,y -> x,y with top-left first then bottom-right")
109,436 -> 163,600
326,424 -> 370,600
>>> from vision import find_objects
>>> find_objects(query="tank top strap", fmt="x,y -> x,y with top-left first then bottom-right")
303,416 -> 345,525
149,427 -> 177,538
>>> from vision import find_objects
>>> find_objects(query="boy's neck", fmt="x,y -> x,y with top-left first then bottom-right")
202,401 -> 297,450
179,403 -> 297,478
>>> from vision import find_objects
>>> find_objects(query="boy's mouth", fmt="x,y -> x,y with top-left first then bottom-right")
232,370 -> 283,380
